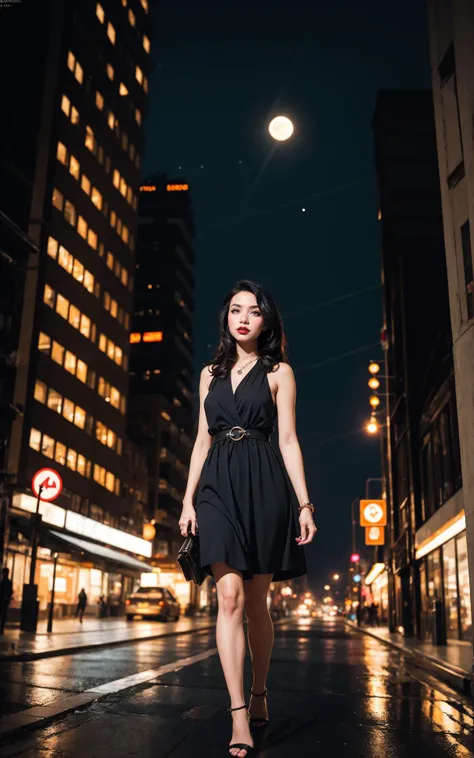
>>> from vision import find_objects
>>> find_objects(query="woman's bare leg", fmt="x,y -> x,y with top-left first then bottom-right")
244,574 -> 274,723
213,562 -> 253,758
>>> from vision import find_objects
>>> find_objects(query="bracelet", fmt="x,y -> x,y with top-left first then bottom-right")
298,502 -> 314,513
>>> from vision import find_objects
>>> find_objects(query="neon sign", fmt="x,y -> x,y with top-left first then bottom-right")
140,185 -> 156,192
166,183 -> 188,192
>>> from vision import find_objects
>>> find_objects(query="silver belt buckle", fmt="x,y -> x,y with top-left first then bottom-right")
227,425 -> 247,441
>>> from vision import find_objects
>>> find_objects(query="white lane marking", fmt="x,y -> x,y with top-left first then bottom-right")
86,647 -> 218,695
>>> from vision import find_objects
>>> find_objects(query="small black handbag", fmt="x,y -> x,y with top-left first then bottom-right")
177,529 -> 206,586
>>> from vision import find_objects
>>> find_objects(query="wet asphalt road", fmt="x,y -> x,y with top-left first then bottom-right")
1,618 -> 474,757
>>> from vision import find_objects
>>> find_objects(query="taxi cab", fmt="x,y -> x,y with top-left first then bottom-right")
125,586 -> 180,621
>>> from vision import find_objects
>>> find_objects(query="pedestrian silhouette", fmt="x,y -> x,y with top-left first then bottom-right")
0,568 -> 13,634
75,588 -> 87,623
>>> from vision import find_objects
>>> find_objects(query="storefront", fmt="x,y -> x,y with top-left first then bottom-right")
364,563 -> 389,625
416,508 -> 471,642
141,562 -> 213,613
5,493 -> 153,620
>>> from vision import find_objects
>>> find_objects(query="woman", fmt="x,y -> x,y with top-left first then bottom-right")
179,279 -> 317,757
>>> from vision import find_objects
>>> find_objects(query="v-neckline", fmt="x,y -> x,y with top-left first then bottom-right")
229,358 -> 260,397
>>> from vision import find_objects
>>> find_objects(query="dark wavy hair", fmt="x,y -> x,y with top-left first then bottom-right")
208,279 -> 289,378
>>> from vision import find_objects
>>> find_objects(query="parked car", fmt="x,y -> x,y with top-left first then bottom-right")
125,586 -> 180,621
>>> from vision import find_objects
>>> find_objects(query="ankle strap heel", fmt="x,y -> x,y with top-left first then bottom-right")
227,703 -> 248,712
250,687 -> 267,697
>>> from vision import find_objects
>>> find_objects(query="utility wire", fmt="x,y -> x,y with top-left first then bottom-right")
284,283 -> 381,320
294,342 -> 381,375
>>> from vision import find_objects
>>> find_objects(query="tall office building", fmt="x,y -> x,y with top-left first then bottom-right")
427,0 -> 474,648
127,175 -> 201,610
0,0 -> 153,618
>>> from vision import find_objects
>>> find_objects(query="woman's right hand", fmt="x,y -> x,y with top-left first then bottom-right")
178,501 -> 197,536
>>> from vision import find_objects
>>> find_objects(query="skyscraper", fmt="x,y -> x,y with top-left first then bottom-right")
0,0 -> 153,619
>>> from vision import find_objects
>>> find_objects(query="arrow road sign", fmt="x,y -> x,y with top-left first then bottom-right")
32,468 -> 63,502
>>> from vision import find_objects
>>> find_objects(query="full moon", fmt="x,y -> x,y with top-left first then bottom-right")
268,115 -> 294,142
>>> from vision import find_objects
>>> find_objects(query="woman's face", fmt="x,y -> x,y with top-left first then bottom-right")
228,291 -> 265,343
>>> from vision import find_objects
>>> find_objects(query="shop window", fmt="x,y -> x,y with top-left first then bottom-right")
456,534 -> 472,641
443,539 -> 459,638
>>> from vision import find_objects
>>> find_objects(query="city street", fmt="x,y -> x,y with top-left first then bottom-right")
1,618 -> 473,757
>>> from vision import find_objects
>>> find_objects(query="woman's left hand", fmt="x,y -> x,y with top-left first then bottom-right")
296,508 -> 318,545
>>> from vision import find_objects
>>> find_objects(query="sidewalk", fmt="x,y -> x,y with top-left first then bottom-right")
0,616 -> 215,662
345,620 -> 472,695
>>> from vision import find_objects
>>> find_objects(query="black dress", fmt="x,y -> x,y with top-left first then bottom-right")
194,358 -> 307,581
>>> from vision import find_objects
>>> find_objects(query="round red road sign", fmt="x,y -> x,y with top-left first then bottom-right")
32,468 -> 63,502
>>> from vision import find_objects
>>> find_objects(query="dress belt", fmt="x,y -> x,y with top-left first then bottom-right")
211,426 -> 270,444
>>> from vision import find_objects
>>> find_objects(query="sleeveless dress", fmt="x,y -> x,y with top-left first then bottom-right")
193,358 -> 307,581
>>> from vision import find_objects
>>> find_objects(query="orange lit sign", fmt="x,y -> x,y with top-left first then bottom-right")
166,183 -> 188,192
130,333 -> 141,344
142,331 -> 163,343
360,499 -> 387,527
365,526 -> 385,545
140,185 -> 156,192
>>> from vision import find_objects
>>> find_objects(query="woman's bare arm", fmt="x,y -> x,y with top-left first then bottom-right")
179,365 -> 213,535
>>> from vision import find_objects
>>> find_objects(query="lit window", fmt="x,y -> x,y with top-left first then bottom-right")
73,259 -> 84,283
80,314 -> 91,338
52,188 -> 64,211
116,217 -> 122,235
105,471 -> 115,492
58,245 -> 73,272
135,108 -> 142,125
107,22 -> 116,44
68,305 -> 81,330
38,332 -> 51,353
43,284 -> 55,308
135,65 -> 143,84
29,428 -> 41,452
67,448 -> 77,470
85,125 -> 95,152
74,406 -> 86,429
81,174 -> 91,195
55,442 -> 66,466
113,170 -> 120,189
41,434 -> 54,459
71,106 -> 80,124
107,429 -> 116,449
95,91 -> 104,110
64,351 -> 76,375
69,155 -> 80,179
110,299 -> 118,318
98,145 -> 104,164
110,210 -> 116,228
57,142 -> 67,164
76,360 -> 88,383
51,341 -> 64,365
128,8 -> 135,26
56,294 -> 69,320
61,95 -> 71,116
122,0 -> 127,5
143,76 -> 149,94
126,186 -> 132,204
105,156 -> 111,174
141,0 -> 149,11
64,200 -> 76,226
107,341 -> 115,360
124,313 -> 130,329
122,225 -> 129,244
114,260 -> 121,277
91,187 -> 102,210
63,397 -> 75,422
67,51 -> 75,71
47,389 -> 62,414
114,346 -> 122,365
120,268 -> 128,286
143,34 -> 150,53
96,3 -> 105,23
34,380 -> 47,404
75,62 -> 83,84
77,216 -> 88,239
88,228 -> 98,249
119,82 -> 128,96
84,271 -> 94,293
119,177 -> 127,197
122,132 -> 128,150
108,111 -> 115,130
106,252 -> 114,269
77,454 -> 86,475
93,464 -> 105,486
106,63 -> 114,80
99,334 -> 107,352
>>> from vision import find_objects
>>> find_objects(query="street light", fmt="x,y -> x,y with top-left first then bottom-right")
333,574 -> 340,580
369,396 -> 380,409
368,377 -> 380,390
368,362 -> 380,375
324,584 -> 330,590
366,416 -> 379,435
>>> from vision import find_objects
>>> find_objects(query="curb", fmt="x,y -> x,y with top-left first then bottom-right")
0,623 -> 215,663
345,620 -> 472,696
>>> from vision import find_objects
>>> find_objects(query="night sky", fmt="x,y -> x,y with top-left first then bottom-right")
143,0 -> 432,590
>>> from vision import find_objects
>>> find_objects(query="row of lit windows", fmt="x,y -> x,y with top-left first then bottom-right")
112,168 -> 135,207
57,142 -> 104,212
106,250 -> 131,291
52,188 -> 99,252
93,95 -> 141,173
122,0 -> 149,16
38,332 -> 126,413
67,51 -> 83,84
29,427 -> 120,494
34,377 -> 123,454
110,208 -> 131,245
98,376 -> 126,413
98,333 -> 125,367
102,1 -> 150,47
47,237 -> 97,296
104,292 -> 130,328
43,284 -> 96,342
61,95 -> 79,125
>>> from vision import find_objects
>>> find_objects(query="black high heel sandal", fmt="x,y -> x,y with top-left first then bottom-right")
249,687 -> 269,729
227,703 -> 254,756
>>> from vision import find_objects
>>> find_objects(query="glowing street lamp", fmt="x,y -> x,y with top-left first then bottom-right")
268,115 -> 294,142
368,362 -> 380,375
324,584 -> 330,591
368,377 -> 380,390
333,574 -> 340,580
366,416 -> 379,435
369,396 -> 380,409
